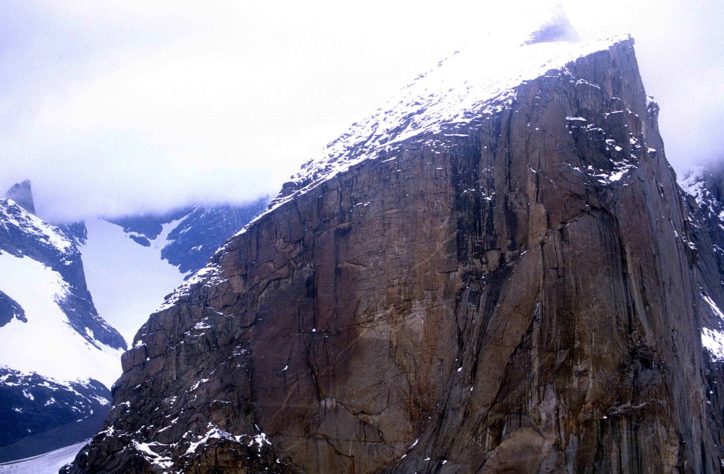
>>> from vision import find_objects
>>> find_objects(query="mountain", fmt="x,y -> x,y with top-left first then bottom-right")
104,200 -> 268,276
679,164 -> 724,451
0,187 -> 267,462
80,200 -> 267,342
0,186 -> 126,461
66,32 -> 724,473
681,164 -> 724,281
4,181 -> 35,215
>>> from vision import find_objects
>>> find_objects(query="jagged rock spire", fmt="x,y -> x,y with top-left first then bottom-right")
5,180 -> 35,215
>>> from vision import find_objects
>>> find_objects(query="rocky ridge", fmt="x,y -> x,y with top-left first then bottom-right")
0,195 -> 125,352
0,185 -> 125,460
679,164 -> 724,466
681,165 -> 724,284
0,369 -> 111,462
68,36 -> 724,473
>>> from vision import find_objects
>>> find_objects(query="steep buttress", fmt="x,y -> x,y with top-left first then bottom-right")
66,39 -> 723,473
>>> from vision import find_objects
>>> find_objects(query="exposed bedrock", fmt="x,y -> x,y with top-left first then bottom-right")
67,40 -> 723,473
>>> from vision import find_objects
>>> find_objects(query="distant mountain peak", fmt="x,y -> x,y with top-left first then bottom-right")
5,180 -> 35,215
0,195 -> 125,458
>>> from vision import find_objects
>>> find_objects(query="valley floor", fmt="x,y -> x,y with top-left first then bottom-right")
0,440 -> 86,474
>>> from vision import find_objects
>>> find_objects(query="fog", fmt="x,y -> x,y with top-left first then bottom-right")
0,0 -> 721,221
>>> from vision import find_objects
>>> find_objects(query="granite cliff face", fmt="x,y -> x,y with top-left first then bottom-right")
680,164 -> 724,465
682,165 -> 724,283
67,37 -> 723,473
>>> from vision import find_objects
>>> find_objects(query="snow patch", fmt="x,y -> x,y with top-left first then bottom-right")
0,199 -> 73,253
157,264 -> 225,312
0,251 -> 122,386
81,218 -> 187,342
189,378 -> 209,391
702,328 -> 724,362
185,425 -> 234,455
184,424 -> 272,457
132,441 -> 174,470
193,321 -> 211,331
702,294 -> 724,320
701,293 -> 724,361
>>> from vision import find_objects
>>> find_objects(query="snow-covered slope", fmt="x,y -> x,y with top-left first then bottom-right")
81,217 -> 187,343
270,33 -> 630,214
81,201 -> 266,342
0,198 -> 125,387
0,199 -> 125,351
0,184 -> 264,460
0,439 -> 88,474
0,250 -> 121,386
679,164 -> 724,363
0,192 -> 125,457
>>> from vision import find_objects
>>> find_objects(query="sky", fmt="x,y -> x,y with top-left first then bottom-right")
0,0 -> 722,222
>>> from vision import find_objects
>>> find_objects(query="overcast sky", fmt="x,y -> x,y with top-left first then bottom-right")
1,0 -> 722,221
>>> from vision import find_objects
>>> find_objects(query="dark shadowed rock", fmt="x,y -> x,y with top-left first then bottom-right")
0,200 -> 126,351
5,181 -> 35,215
57,221 -> 88,247
107,209 -> 190,241
0,291 -> 25,327
104,199 -> 268,276
0,369 -> 111,461
66,38 -> 723,473
0,197 -> 125,458
161,201 -> 268,275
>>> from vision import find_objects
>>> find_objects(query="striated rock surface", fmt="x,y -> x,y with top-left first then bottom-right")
681,164 -> 724,282
67,37 -> 723,473
680,163 -> 724,464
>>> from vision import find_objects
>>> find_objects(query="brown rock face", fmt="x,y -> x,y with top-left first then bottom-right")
66,39 -> 723,473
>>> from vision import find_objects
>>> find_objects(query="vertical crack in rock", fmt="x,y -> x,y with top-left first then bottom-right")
66,38 -> 723,473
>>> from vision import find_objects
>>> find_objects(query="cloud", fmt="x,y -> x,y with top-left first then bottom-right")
0,0 -> 721,221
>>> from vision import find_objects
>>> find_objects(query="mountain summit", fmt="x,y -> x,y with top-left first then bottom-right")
67,33 -> 723,473
5,180 -> 35,215
271,33 -> 628,212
